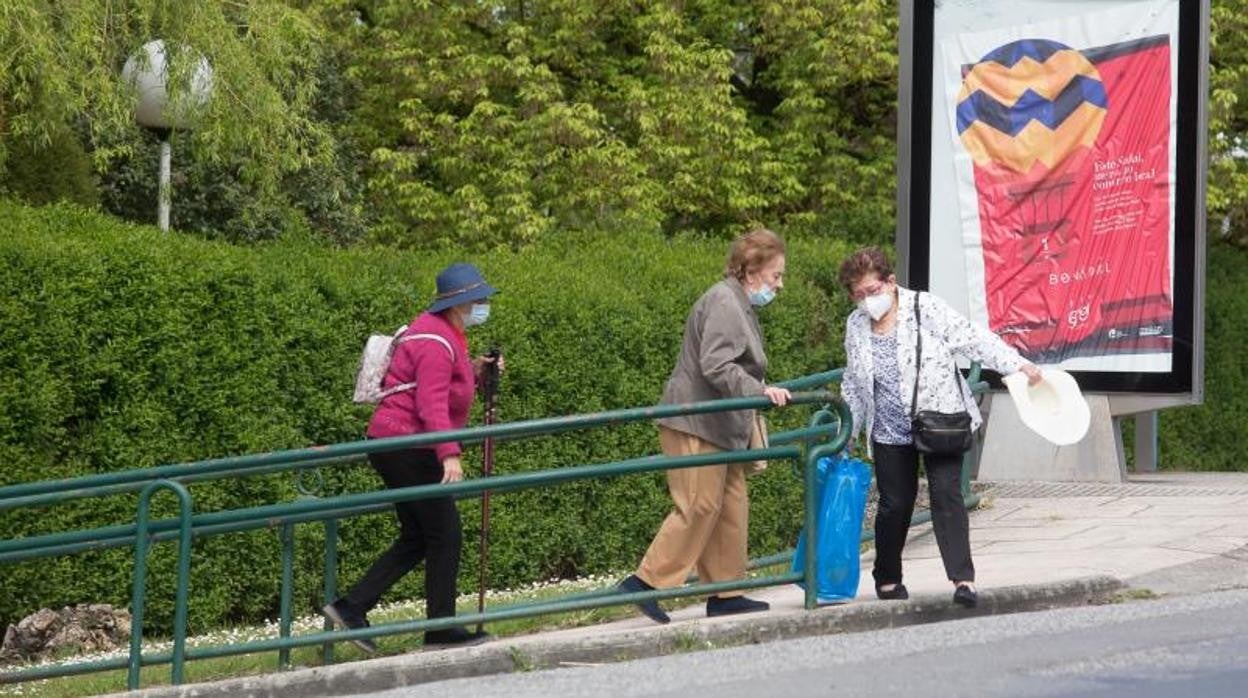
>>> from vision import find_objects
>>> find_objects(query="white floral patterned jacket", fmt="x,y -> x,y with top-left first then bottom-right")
840,286 -> 1027,454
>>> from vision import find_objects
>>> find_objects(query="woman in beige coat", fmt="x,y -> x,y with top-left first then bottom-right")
619,228 -> 792,623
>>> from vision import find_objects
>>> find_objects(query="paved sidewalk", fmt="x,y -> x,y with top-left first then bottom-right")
125,472 -> 1248,698
507,472 -> 1248,634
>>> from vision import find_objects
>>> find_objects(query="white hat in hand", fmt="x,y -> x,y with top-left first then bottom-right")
1002,369 -> 1091,446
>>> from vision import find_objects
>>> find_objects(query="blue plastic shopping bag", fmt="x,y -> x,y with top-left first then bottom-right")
792,454 -> 873,603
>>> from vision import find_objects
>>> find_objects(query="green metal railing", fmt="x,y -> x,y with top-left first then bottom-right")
0,365 -> 988,690
0,371 -> 852,689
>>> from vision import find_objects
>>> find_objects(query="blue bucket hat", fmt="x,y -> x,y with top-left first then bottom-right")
427,263 -> 498,314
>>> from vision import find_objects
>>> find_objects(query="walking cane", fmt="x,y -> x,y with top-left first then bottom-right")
476,346 -> 501,634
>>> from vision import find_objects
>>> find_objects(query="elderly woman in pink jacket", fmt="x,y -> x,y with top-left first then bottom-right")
323,263 -> 500,652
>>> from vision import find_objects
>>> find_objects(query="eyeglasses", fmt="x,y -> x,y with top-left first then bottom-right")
849,280 -> 887,302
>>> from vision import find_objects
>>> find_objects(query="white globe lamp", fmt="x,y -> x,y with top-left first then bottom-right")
122,40 -> 213,231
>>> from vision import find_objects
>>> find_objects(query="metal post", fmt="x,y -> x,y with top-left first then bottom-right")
170,490 -> 193,686
962,362 -> 983,497
321,518 -> 338,665
803,443 -> 839,610
1134,411 -> 1159,473
156,129 -> 172,231
278,523 -> 295,670
128,480 -> 193,690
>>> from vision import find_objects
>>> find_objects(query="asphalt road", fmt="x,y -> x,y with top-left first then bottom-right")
350,589 -> 1248,698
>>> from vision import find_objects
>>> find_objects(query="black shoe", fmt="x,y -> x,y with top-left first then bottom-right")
875,583 -> 910,601
321,599 -> 378,653
953,584 -> 978,608
706,595 -> 770,617
617,575 -> 670,624
423,626 -> 492,650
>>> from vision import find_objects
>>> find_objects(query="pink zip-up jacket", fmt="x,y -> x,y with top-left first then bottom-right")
367,311 -> 475,463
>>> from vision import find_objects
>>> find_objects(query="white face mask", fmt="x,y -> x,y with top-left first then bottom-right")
859,292 -> 893,321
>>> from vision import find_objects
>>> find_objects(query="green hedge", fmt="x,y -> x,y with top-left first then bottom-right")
1153,241 -> 1248,470
3,199 -> 1243,633
0,201 -> 853,632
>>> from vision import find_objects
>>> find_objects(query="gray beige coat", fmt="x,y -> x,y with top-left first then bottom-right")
657,278 -> 767,451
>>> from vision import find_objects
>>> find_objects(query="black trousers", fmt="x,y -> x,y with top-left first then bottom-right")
343,447 -> 462,619
871,441 -> 974,586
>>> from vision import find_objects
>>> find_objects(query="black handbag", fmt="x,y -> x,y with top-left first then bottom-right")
910,293 -> 975,455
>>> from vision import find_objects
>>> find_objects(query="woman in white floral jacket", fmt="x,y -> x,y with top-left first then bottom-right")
838,247 -> 1041,608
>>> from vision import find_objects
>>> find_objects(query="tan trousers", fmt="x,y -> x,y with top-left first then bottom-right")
636,427 -> 748,597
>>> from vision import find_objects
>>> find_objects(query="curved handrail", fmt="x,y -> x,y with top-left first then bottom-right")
0,378 -> 855,688
0,445 -> 791,561
0,390 -> 839,511
775,367 -> 843,391
0,359 -> 1009,690
0,394 -> 852,563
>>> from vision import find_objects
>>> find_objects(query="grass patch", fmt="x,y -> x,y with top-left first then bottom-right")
670,631 -> 714,653
1107,587 -> 1161,604
507,647 -> 535,673
0,566 -> 783,697
0,575 -> 626,697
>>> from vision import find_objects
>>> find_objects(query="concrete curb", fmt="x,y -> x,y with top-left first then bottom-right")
117,575 -> 1124,698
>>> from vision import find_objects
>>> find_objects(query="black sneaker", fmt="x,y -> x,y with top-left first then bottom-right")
953,584 -> 978,608
423,626 -> 492,650
706,595 -> 770,617
617,575 -> 670,624
875,583 -> 910,600
321,599 -> 378,653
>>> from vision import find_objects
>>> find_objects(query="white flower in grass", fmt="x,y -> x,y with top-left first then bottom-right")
5,569 -> 632,675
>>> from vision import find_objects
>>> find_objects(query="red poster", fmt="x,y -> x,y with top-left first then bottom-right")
956,37 -> 1172,363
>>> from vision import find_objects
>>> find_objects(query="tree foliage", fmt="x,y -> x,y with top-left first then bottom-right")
0,125 -> 99,208
1210,0 -> 1248,247
339,0 -> 1248,249
3,1 -> 1245,247
0,0 -> 332,191
341,0 -> 900,248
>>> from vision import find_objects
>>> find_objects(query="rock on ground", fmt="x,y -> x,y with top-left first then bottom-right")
1,604 -> 131,662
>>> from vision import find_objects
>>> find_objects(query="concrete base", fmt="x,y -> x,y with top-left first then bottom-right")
979,393 -> 1125,482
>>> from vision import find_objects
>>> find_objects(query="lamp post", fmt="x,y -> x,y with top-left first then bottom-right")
122,40 -> 213,232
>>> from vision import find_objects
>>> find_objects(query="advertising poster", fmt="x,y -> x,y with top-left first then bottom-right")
940,1 -> 1179,371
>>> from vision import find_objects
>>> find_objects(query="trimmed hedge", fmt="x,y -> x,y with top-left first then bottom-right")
0,201 -> 852,631
3,200 -> 1243,633
1153,241 -> 1248,470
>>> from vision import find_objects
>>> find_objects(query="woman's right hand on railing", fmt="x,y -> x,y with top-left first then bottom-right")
763,386 -> 792,406
441,456 -> 465,483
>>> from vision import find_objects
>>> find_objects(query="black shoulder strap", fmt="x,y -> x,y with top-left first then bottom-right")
911,293 -> 921,417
